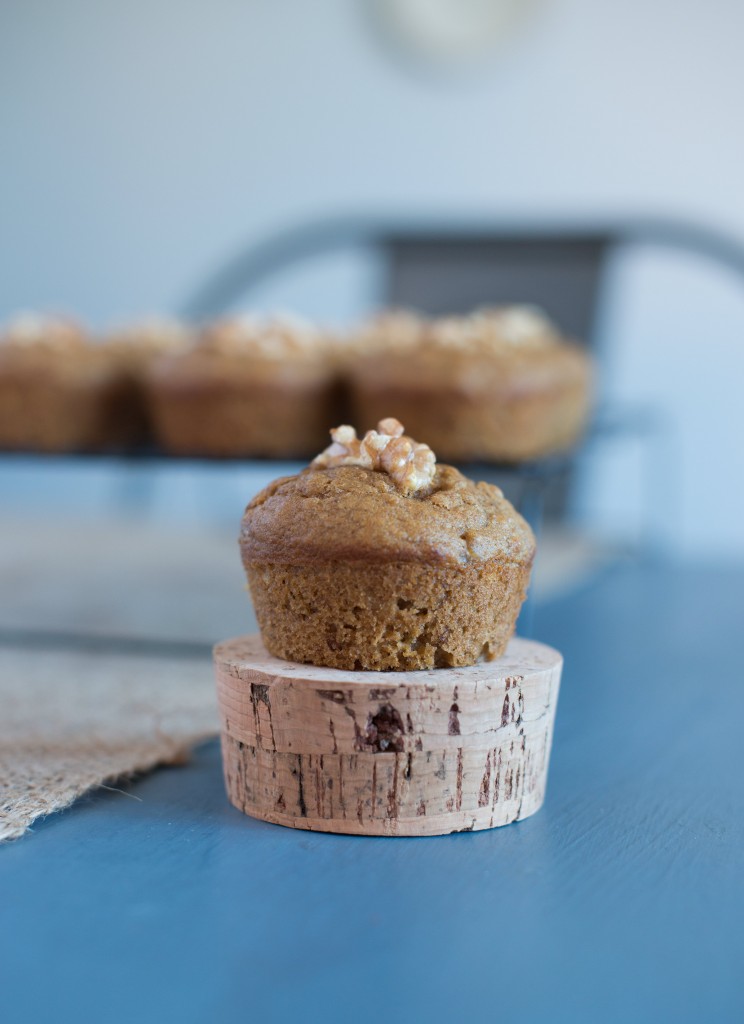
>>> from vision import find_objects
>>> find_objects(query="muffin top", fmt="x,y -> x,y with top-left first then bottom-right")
104,316 -> 192,352
199,313 -> 332,360
349,306 -> 590,393
149,312 -> 337,386
241,419 -> 535,567
0,313 -> 88,354
355,305 -> 560,355
0,314 -> 108,380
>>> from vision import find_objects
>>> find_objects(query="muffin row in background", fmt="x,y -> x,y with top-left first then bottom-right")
0,307 -> 592,462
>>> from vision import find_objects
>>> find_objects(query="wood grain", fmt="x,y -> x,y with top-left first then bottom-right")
214,634 -> 562,836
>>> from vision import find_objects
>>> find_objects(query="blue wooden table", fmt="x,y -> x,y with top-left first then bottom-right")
2,561 -> 742,1024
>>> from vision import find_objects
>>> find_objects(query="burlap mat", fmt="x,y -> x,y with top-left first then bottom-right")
0,645 -> 218,842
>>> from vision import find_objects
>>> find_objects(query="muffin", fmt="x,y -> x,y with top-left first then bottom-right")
147,313 -> 341,458
102,316 -> 192,447
0,312 -> 127,452
347,306 -> 592,463
240,417 -> 535,671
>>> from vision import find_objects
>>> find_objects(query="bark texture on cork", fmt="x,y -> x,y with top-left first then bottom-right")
214,634 -> 561,837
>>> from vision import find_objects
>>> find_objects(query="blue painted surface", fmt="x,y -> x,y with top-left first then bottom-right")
2,562 -> 743,1024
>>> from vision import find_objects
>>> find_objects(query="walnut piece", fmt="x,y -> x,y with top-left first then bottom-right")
312,418 -> 436,496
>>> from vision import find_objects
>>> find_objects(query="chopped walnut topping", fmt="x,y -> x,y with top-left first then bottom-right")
351,310 -> 426,353
312,418 -> 436,496
427,306 -> 558,351
200,313 -> 330,359
354,305 -> 560,355
106,316 -> 192,353
2,313 -> 86,351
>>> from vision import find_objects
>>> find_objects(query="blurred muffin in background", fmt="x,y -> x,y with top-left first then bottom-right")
147,313 -> 342,458
0,312 -> 126,453
346,306 -> 592,463
102,316 -> 192,447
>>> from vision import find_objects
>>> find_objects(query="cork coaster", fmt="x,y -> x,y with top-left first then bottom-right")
214,635 -> 562,837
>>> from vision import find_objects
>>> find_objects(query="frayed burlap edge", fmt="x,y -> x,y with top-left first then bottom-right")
0,730 -> 217,842
0,647 -> 219,843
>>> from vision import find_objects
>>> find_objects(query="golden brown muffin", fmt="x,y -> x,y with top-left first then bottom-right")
0,313 -> 129,452
102,317 -> 192,446
147,314 -> 342,458
241,418 -> 535,671
347,306 -> 592,463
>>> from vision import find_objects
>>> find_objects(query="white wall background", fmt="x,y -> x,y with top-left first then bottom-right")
1,0 -> 742,558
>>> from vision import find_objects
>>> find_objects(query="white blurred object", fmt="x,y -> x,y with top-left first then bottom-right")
374,0 -> 538,65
